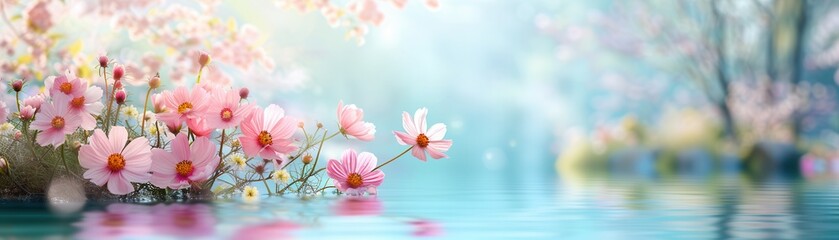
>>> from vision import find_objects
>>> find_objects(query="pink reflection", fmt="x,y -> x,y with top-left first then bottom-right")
74,203 -> 215,238
232,221 -> 299,240
408,219 -> 444,237
334,197 -> 383,216
74,204 -> 156,238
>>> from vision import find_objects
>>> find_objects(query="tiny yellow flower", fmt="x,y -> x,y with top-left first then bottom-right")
242,186 -> 259,203
272,170 -> 291,183
0,123 -> 15,134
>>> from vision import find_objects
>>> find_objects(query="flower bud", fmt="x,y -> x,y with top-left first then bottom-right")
11,79 -> 23,92
19,105 -> 35,120
0,157 -> 6,169
115,90 -> 126,105
114,80 -> 123,89
298,122 -> 304,128
198,51 -> 211,67
230,139 -> 241,148
13,131 -> 22,141
99,55 -> 109,68
316,122 -> 323,129
113,64 -> 124,81
239,87 -> 249,99
148,74 -> 161,89
254,164 -> 265,174
302,155 -> 313,165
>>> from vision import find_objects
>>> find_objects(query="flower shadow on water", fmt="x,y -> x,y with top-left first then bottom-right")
74,203 -> 216,238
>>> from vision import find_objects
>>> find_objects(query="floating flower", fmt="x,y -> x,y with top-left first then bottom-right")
65,85 -> 104,130
150,133 -> 220,189
45,73 -> 86,97
31,99 -> 81,147
239,104 -> 297,163
242,186 -> 259,203
326,149 -> 384,195
78,126 -> 152,195
337,100 -> 375,141
272,170 -> 290,183
156,87 -> 209,127
204,89 -> 253,130
394,108 -> 453,161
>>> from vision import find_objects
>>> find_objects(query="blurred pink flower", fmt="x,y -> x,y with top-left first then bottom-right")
337,100 -> 375,141
157,87 -> 209,127
66,85 -> 104,130
334,196 -> 382,216
45,73 -> 86,98
25,0 -> 53,32
355,0 -> 384,26
150,133 -> 219,189
394,108 -> 453,161
0,101 -> 7,123
151,93 -> 166,113
205,89 -> 253,130
425,0 -> 440,10
327,149 -> 384,195
239,104 -> 298,162
186,117 -> 213,137
78,126 -> 152,195
30,98 -> 81,147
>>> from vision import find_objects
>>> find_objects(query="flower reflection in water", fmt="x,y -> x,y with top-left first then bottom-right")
75,203 -> 215,238
334,197 -> 383,216
408,219 -> 444,237
232,221 -> 299,240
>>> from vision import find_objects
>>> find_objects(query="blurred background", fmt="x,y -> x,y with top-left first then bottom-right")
6,0 -> 839,238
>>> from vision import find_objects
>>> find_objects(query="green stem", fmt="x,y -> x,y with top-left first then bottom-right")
373,146 -> 413,171
140,87 -> 153,136
15,91 -> 20,112
196,66 -> 204,84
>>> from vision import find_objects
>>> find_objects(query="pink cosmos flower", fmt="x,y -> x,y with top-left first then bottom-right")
30,98 -> 81,147
78,126 -> 152,195
151,93 -> 166,113
337,100 -> 375,141
186,117 -> 213,137
156,87 -> 209,127
150,133 -> 220,189
394,108 -> 453,161
23,94 -> 45,110
326,149 -> 384,195
239,104 -> 297,162
66,85 -> 105,130
204,89 -> 253,130
19,105 -> 36,120
45,73 -> 86,97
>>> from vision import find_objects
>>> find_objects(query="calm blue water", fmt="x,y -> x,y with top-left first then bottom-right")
2,173 -> 839,239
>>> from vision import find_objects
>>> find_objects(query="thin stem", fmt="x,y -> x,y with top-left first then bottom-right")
15,91 -> 20,112
140,87 -> 153,136
218,129 -> 226,160
261,173 -> 272,196
113,104 -> 122,126
196,66 -> 204,84
315,186 -> 335,193
155,123 -> 162,148
309,130 -> 328,177
373,146 -> 413,171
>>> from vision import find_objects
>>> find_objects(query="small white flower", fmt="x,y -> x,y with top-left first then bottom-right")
242,186 -> 259,203
272,169 -> 291,183
227,153 -> 248,171
0,123 -> 15,135
121,105 -> 139,119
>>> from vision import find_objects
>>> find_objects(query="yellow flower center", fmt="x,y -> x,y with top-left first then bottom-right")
416,133 -> 429,148
220,108 -> 233,121
257,131 -> 272,147
59,82 -> 73,94
51,116 -> 65,129
107,153 -> 126,172
175,160 -> 194,178
70,96 -> 85,109
346,173 -> 363,188
177,102 -> 193,114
